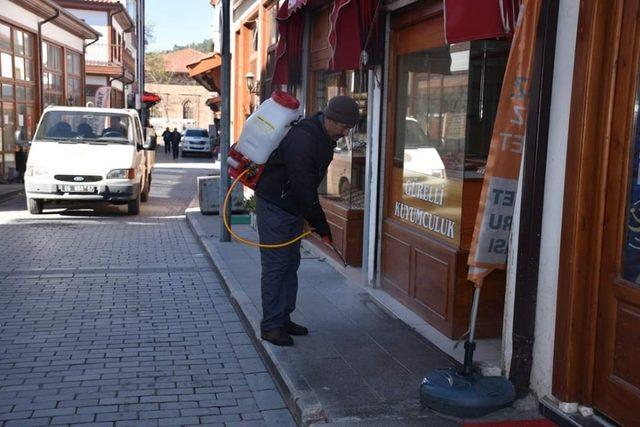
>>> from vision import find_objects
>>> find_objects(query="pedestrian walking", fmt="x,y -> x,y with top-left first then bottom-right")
171,128 -> 181,160
15,144 -> 27,184
162,127 -> 171,154
254,95 -> 359,346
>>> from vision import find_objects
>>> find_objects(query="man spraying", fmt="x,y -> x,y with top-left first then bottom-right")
254,95 -> 360,346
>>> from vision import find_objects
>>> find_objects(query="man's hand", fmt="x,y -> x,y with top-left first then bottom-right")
322,235 -> 332,245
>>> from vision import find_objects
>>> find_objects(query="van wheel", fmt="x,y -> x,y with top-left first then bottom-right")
140,176 -> 150,202
128,193 -> 140,215
27,198 -> 43,214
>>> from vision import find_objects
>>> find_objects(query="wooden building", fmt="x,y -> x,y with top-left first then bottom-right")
202,1 -> 640,424
0,0 -> 99,183
54,0 -> 138,108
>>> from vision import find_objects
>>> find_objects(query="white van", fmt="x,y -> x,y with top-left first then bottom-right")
24,106 -> 154,215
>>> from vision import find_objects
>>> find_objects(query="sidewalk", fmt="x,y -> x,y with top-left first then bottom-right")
186,207 -> 544,426
0,184 -> 23,203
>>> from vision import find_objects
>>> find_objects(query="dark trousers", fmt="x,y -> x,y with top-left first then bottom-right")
256,196 -> 304,331
164,140 -> 171,153
171,143 -> 179,159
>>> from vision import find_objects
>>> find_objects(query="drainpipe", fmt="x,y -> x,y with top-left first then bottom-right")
219,0 -> 231,242
508,0 -> 559,398
37,9 -> 59,109
108,4 -> 124,65
112,4 -> 135,108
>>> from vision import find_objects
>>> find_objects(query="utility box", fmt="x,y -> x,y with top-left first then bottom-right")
198,175 -> 245,215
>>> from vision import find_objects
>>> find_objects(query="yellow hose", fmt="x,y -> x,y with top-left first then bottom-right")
222,168 -> 312,248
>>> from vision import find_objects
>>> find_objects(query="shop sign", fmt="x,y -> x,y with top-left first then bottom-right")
394,201 -> 455,239
94,86 -> 111,109
393,174 -> 462,245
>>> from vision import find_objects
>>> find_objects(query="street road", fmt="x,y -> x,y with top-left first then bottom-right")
0,150 -> 294,426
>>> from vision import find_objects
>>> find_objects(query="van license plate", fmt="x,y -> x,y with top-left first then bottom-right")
60,184 -> 96,193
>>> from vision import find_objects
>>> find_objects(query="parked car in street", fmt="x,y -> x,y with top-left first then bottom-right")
181,128 -> 213,157
24,106 -> 155,215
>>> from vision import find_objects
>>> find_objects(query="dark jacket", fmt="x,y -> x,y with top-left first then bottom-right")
162,129 -> 171,141
255,113 -> 335,238
171,131 -> 181,145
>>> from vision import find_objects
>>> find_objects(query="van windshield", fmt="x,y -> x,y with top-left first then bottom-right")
34,111 -> 133,144
185,129 -> 208,137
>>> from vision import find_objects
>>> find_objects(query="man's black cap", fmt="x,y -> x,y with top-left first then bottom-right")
324,96 -> 360,127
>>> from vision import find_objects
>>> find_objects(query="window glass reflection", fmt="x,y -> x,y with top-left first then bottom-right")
623,90 -> 640,284
388,40 -> 509,246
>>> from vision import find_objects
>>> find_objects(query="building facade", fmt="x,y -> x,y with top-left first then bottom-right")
146,48 -> 214,131
55,0 -> 138,108
202,0 -> 639,424
0,0 -> 98,183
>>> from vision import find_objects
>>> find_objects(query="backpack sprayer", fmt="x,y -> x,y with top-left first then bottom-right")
221,91 -> 347,266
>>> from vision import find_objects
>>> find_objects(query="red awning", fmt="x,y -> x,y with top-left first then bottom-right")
271,0 -> 307,85
444,0 -> 522,44
328,0 -> 383,71
142,91 -> 161,104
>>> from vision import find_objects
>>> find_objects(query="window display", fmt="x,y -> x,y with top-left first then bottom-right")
388,40 -> 508,246
313,70 -> 368,210
623,83 -> 640,284
0,22 -> 35,182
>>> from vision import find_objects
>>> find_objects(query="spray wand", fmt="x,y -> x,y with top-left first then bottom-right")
223,168 -> 347,268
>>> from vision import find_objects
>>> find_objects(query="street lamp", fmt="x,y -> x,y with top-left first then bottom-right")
244,72 -> 260,94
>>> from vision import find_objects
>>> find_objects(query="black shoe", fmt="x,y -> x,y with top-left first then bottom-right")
261,328 -> 294,346
284,320 -> 308,336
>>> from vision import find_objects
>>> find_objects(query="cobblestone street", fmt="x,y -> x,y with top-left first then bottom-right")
0,152 -> 295,426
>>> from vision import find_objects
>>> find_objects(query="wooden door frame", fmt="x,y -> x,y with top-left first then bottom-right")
552,0 -> 638,405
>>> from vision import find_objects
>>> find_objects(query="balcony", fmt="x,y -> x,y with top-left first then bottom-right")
85,43 -> 136,77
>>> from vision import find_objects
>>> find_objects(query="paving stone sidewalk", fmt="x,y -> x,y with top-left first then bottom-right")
0,184 -> 23,203
186,209 -> 551,426
186,210 -> 459,426
0,161 -> 296,426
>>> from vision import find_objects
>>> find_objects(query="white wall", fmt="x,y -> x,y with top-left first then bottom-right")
2,2 -> 86,51
529,0 -> 580,398
86,75 -> 107,86
501,0 -> 580,398
66,9 -> 107,45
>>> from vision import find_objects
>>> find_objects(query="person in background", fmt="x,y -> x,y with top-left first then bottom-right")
15,144 -> 27,184
254,95 -> 360,346
162,127 -> 172,154
171,127 -> 181,160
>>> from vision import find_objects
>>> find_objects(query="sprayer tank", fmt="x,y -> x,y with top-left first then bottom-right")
235,91 -> 301,164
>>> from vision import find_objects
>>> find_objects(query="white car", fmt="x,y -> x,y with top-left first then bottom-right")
181,128 -> 213,157
24,106 -> 154,215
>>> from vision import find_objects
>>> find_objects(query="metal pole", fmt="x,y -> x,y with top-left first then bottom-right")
219,0 -> 231,242
138,0 -> 146,126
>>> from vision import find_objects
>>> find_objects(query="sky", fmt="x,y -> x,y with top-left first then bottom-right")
145,0 -> 214,52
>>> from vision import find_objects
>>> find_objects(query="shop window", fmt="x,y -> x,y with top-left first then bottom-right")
1,83 -> 12,99
1,52 -> 12,79
0,24 -> 10,51
313,70 -> 368,209
66,51 -> 82,106
42,42 -> 63,106
0,22 -> 35,182
183,100 -> 194,120
1,102 -> 15,180
387,40 -> 508,246
623,78 -> 640,283
85,84 -> 100,107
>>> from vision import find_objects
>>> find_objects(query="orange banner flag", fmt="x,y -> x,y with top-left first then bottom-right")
467,0 -> 542,285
